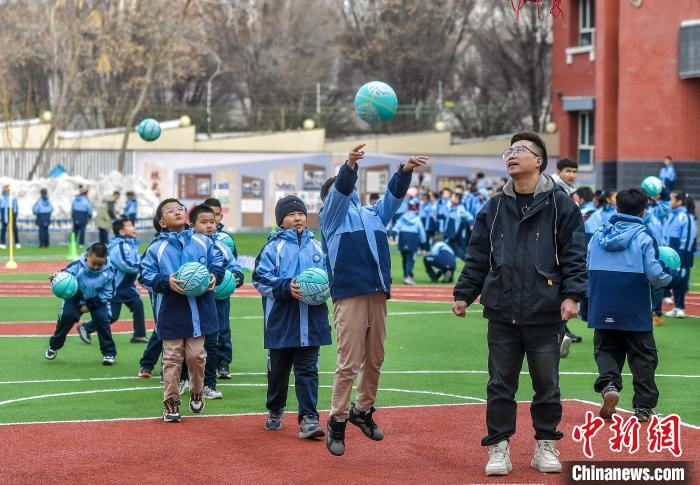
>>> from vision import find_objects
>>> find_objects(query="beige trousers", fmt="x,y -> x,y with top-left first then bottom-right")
329,292 -> 387,419
162,337 -> 206,401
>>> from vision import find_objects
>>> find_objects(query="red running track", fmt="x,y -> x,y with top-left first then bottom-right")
0,402 -> 696,484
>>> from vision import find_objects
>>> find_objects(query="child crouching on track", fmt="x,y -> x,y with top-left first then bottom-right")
139,198 -> 225,422
45,243 -> 117,365
252,195 -> 331,439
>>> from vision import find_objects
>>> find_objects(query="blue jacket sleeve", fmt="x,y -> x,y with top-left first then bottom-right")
418,219 -> 427,244
138,242 -> 170,293
642,238 -> 673,289
110,242 -> 140,274
374,166 -> 412,226
32,201 -> 39,215
207,241 -> 226,284
252,243 -> 292,300
320,162 -> 357,237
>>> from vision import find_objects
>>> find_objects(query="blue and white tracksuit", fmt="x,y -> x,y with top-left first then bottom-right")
587,214 -> 676,407
320,162 -> 412,300
587,204 -> 616,235
659,164 -> 676,190
49,251 -> 117,357
442,203 -> 473,261
664,206 -> 695,309
651,199 -> 671,225
71,194 -> 93,245
0,194 -> 19,245
394,211 -> 426,278
424,241 -> 456,282
33,196 -> 53,247
139,229 -> 225,340
253,227 -> 331,420
123,198 -> 138,224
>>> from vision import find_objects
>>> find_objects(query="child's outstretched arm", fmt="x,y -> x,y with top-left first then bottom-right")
320,145 -> 366,237
252,243 -> 293,300
375,156 -> 428,226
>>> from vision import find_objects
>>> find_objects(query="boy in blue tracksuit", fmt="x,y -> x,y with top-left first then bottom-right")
78,218 -> 147,344
393,202 -> 426,285
71,188 -> 93,246
659,156 -> 676,191
419,192 -> 439,251
122,191 -> 138,225
643,209 -> 667,326
664,192 -> 696,319
320,144 -> 428,456
424,235 -> 457,283
139,198 -> 225,423
587,189 -> 679,423
203,197 -> 242,379
253,195 -> 331,439
0,185 -> 20,249
45,243 -> 117,365
443,193 -> 473,261
33,189 -> 53,248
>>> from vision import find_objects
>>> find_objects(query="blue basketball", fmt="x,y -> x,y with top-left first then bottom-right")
354,81 -> 398,125
51,272 -> 78,300
296,267 -> 330,306
176,262 -> 210,297
658,246 -> 681,271
641,176 -> 663,197
214,269 -> 237,300
138,118 -> 161,142
216,232 -> 236,253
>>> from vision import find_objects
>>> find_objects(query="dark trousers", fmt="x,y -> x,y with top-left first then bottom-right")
216,299 -> 232,364
38,225 -> 50,247
400,250 -> 416,278
84,298 -> 146,338
1,221 -> 19,245
673,267 -> 691,309
140,330 -> 163,372
49,298 -> 116,357
267,346 -> 320,422
73,222 -> 87,245
98,228 -> 109,245
483,320 -> 563,446
204,331 -> 219,389
424,256 -> 454,282
593,329 -> 658,409
651,287 -> 664,316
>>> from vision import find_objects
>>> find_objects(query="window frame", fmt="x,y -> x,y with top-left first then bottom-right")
579,0 -> 596,47
577,111 -> 595,168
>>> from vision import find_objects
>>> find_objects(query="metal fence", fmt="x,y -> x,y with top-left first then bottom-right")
0,149 -> 134,179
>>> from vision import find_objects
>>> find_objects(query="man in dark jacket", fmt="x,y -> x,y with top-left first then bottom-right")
452,132 -> 587,477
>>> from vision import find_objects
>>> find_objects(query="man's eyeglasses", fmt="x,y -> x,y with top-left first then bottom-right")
163,206 -> 186,216
502,145 -> 541,161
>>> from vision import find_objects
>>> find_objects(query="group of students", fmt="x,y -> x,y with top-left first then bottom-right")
42,145 -> 428,458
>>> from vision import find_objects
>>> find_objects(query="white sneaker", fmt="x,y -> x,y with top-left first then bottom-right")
676,309 -> 686,318
0,244 -> 6,249
178,379 -> 189,395
485,440 -> 512,476
15,243 -> 21,249
663,297 -> 674,305
531,440 -> 562,473
665,308 -> 686,318
203,386 -> 223,400
403,276 -> 416,285
559,335 -> 572,358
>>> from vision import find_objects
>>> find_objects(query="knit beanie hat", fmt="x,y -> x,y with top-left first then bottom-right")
275,195 -> 307,227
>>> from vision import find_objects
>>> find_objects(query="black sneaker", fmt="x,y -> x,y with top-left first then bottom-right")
634,407 -> 656,423
566,331 -> 583,343
599,384 -> 619,420
218,360 -> 231,379
349,404 -> 384,441
326,417 -> 347,456
44,347 -> 57,360
130,336 -> 149,344
189,391 -> 205,414
77,324 -> 92,344
163,397 -> 181,422
102,355 -> 116,366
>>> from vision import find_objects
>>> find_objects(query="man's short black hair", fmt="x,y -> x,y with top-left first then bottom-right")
88,242 -> 108,258
511,131 -> 548,172
112,217 -> 131,236
189,204 -> 215,225
616,189 -> 647,216
557,158 -> 578,171
574,186 -> 594,203
321,176 -> 337,202
203,198 -> 221,209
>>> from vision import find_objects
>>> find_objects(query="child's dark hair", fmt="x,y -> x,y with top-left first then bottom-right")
557,158 -> 578,171
369,193 -> 380,203
321,176 -> 337,202
189,204 -> 215,225
511,131 -> 548,172
88,242 -> 108,258
203,197 -> 222,209
126,191 -> 135,197
674,192 -> 696,215
155,198 -> 184,222
616,189 -> 647,216
574,186 -> 594,203
596,191 -> 611,207
152,215 -> 161,233
112,217 -> 131,236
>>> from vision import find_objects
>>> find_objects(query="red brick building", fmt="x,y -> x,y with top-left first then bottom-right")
551,0 -> 700,197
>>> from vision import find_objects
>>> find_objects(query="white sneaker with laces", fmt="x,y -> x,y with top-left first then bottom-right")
665,308 -> 685,318
663,297 -> 674,305
0,244 -> 6,249
178,379 -> 189,395
15,243 -> 21,249
531,440 -> 562,473
485,440 -> 512,476
203,386 -> 223,400
676,308 -> 686,318
560,335 -> 572,358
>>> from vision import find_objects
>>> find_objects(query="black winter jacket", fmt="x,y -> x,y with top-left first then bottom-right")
453,174 -> 588,325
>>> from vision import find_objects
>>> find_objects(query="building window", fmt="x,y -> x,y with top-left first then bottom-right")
579,0 -> 595,47
578,111 -> 595,166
